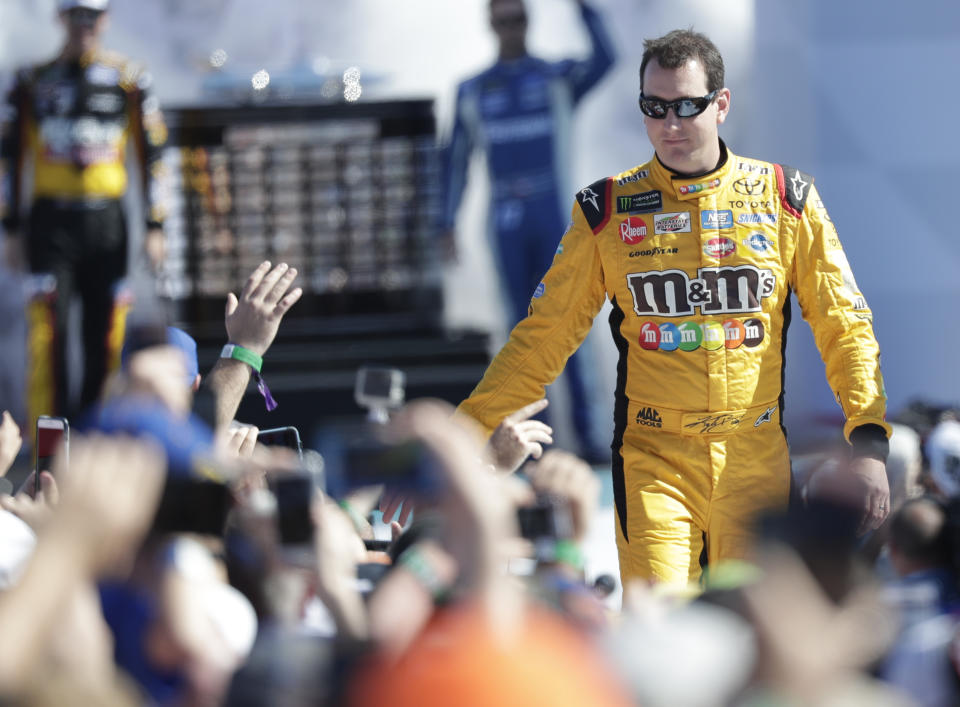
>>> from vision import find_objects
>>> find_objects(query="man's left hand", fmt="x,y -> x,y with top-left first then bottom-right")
849,456 -> 889,535
224,261 -> 302,357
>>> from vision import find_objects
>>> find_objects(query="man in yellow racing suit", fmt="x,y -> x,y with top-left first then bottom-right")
1,0 -> 167,419
456,29 -> 890,586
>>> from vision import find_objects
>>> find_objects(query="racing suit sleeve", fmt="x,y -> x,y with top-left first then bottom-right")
439,82 -> 474,232
788,181 -> 890,443
0,72 -> 27,234
561,2 -> 616,104
127,65 -> 168,230
456,200 -> 607,436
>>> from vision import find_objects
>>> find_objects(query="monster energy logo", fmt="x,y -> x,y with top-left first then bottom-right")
616,190 -> 662,214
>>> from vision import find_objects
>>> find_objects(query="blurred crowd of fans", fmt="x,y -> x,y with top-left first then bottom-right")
0,260 -> 957,706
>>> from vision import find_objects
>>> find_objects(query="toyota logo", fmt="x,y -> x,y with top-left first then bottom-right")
733,178 -> 765,196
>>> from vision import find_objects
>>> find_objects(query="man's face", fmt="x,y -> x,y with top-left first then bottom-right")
641,58 -> 730,174
60,7 -> 108,55
127,346 -> 193,417
490,0 -> 527,56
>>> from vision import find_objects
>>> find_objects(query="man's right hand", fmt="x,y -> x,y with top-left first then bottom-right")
485,398 -> 553,473
2,234 -> 24,271
224,261 -> 303,357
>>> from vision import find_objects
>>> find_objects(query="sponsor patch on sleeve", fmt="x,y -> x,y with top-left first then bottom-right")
775,164 -> 813,218
575,177 -> 612,234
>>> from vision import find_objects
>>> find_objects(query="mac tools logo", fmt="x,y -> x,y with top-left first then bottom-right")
635,406 -> 663,427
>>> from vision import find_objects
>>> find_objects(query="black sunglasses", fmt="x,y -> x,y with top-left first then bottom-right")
64,7 -> 104,26
639,90 -> 719,119
492,13 -> 527,29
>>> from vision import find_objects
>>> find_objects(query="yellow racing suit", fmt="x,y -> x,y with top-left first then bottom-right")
1,48 -> 167,419
457,141 -> 890,585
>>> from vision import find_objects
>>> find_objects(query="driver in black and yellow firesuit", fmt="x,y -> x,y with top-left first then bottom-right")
1,0 -> 168,421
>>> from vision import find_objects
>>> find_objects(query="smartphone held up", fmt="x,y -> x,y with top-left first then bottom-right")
257,426 -> 304,460
35,415 -> 69,495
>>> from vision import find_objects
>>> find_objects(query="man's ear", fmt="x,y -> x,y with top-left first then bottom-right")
715,88 -> 731,125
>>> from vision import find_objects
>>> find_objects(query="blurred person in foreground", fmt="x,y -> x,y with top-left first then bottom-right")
0,434 -> 166,705
441,0 -> 615,463
227,399 -> 620,706
456,28 -> 890,588
78,260 -> 299,704
0,0 -> 169,419
877,497 -> 960,706
349,400 -> 631,707
923,415 -> 960,500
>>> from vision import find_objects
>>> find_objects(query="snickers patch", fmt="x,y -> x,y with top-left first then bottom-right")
576,177 -> 612,234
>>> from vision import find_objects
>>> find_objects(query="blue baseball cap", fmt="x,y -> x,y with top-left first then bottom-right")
122,325 -> 199,388
79,396 -> 215,479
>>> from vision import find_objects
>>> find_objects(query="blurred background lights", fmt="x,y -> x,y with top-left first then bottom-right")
209,48 -> 227,68
343,82 -> 362,102
251,69 -> 270,91
320,78 -> 339,98
311,56 -> 331,76
342,66 -> 362,103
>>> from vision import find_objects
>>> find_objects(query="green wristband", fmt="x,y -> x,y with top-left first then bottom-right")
220,343 -> 263,373
399,546 -> 451,603
338,499 -> 367,533
552,539 -> 584,572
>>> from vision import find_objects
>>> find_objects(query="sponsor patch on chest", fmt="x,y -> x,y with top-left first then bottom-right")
616,190 -> 662,214
653,212 -> 691,234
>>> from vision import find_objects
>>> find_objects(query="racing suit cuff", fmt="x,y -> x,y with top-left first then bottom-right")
145,219 -> 164,230
849,424 -> 890,462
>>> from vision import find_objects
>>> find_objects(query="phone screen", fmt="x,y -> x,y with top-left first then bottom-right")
517,503 -> 555,540
257,427 -> 303,460
516,500 -> 574,541
153,478 -> 231,536
271,473 -> 314,546
317,427 -> 441,500
35,416 -> 69,494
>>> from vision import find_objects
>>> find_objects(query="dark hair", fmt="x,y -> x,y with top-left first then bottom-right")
890,497 -> 951,567
490,0 -> 525,11
639,29 -> 725,93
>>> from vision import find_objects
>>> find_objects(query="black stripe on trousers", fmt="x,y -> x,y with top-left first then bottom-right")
608,297 -> 631,542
